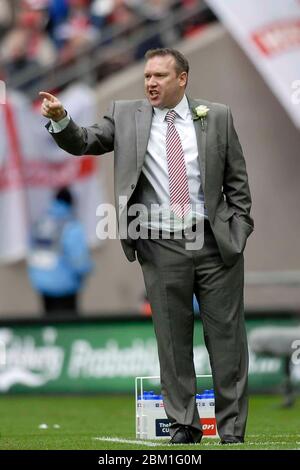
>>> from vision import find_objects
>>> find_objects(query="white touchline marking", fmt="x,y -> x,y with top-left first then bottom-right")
248,434 -> 300,438
93,437 -> 164,447
201,440 -> 295,447
246,442 -> 296,446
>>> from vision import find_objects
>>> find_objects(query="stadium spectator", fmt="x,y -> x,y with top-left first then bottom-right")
0,0 -> 14,39
0,2 -> 56,85
27,186 -> 93,316
54,0 -> 100,64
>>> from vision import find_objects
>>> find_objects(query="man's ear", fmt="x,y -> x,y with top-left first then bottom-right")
179,71 -> 188,88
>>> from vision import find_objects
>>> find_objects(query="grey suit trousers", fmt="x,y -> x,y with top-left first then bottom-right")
136,221 -> 248,442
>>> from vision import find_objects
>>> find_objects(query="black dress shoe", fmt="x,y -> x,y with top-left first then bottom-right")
169,426 -> 195,444
220,435 -> 244,444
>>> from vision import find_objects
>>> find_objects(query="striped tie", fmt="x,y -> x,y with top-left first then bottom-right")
165,109 -> 191,218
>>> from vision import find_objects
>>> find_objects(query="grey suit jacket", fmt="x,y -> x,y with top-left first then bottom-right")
47,97 -> 254,266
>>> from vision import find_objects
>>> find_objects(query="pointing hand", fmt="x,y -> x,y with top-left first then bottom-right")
39,91 -> 66,122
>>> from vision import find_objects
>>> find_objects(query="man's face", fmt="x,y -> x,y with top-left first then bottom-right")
144,55 -> 187,109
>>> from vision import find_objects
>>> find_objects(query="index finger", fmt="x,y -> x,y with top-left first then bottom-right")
39,91 -> 57,102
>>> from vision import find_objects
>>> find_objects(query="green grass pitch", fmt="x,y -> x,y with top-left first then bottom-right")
0,395 -> 299,450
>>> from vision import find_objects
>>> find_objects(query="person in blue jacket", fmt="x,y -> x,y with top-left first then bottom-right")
28,186 -> 93,315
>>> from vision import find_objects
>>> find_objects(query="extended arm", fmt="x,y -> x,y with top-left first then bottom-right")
39,91 -> 115,156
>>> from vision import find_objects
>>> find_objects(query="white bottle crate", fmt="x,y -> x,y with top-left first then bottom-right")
135,376 -> 218,440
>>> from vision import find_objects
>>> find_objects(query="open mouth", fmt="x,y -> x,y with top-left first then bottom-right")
149,90 -> 159,98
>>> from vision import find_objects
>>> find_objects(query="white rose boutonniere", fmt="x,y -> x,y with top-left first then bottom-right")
193,105 -> 210,130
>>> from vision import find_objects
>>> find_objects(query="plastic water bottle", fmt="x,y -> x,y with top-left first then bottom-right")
136,391 -> 169,439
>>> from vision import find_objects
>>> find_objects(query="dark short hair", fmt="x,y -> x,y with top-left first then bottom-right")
145,48 -> 189,76
55,186 -> 73,206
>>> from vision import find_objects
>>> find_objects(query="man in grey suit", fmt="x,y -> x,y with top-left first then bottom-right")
40,48 -> 253,444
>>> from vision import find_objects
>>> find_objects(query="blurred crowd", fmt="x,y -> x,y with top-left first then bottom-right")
0,0 -> 215,90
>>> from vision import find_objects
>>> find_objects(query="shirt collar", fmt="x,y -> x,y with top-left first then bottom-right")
153,95 -> 190,122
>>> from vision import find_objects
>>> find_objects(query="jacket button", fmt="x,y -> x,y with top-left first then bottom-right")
131,184 -> 135,190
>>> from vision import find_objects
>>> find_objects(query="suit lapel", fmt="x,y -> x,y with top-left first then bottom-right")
188,97 -> 207,193
135,101 -> 153,177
